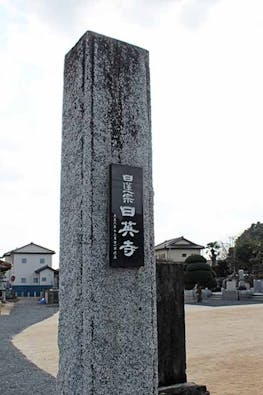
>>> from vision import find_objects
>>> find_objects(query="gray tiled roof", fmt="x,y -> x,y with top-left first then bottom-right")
3,242 -> 55,256
155,236 -> 204,251
35,265 -> 58,274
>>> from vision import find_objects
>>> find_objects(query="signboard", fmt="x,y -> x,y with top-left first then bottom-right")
110,164 -> 144,268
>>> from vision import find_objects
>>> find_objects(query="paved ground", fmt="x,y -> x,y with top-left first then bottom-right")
0,298 -> 58,395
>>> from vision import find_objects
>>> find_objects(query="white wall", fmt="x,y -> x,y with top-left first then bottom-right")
155,248 -> 201,263
11,254 -> 52,285
39,268 -> 55,286
155,250 -> 168,260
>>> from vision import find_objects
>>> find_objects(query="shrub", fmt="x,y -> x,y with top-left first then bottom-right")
185,254 -> 207,264
184,261 -> 217,290
185,262 -> 211,272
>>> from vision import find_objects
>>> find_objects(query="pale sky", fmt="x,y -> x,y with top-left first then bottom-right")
1,0 -> 263,267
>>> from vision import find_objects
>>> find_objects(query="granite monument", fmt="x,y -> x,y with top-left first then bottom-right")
58,31 -> 157,394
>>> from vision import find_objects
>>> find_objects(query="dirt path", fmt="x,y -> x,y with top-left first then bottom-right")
185,304 -> 263,395
12,302 -> 263,394
12,312 -> 59,377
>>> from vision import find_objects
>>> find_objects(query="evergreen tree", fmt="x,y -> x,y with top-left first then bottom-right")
184,255 -> 217,290
234,222 -> 263,275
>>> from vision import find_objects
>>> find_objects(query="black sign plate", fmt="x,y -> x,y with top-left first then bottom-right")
110,164 -> 144,268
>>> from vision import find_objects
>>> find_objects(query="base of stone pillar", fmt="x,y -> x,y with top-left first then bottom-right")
158,382 -> 210,395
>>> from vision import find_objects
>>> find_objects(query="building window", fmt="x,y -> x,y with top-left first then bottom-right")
41,277 -> 46,282
21,277 -> 26,283
33,277 -> 39,284
40,258 -> 45,264
182,253 -> 187,257
21,258 -> 27,263
158,253 -> 166,260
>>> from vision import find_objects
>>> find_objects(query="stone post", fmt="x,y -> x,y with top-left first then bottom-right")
156,261 -> 210,395
156,262 -> 187,387
58,31 -> 157,394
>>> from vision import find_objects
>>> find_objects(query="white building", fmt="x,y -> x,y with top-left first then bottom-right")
155,236 -> 204,262
3,242 -> 57,297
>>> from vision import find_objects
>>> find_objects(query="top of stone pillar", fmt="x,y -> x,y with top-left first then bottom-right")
67,30 -> 148,55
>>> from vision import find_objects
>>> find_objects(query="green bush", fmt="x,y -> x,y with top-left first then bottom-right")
184,261 -> 217,290
185,262 -> 211,272
185,254 -> 207,264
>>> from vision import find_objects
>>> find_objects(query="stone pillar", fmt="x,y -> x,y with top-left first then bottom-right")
156,261 -> 210,395
58,31 -> 157,394
156,262 -> 187,387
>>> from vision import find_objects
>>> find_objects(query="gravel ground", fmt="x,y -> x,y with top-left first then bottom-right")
0,298 -> 58,395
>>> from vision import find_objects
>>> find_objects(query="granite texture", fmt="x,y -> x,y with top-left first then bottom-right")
156,262 -> 187,387
58,31 -> 157,394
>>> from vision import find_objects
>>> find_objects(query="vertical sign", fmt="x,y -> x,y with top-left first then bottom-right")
110,164 -> 144,267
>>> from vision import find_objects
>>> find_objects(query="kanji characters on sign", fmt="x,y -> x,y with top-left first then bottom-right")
110,164 -> 144,267
118,174 -> 139,257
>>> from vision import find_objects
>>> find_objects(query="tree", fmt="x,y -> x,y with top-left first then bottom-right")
212,259 -> 231,278
205,240 -> 232,266
233,222 -> 263,275
206,242 -> 220,267
184,255 -> 217,290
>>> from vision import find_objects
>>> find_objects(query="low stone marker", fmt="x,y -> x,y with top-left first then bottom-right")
58,31 -> 157,394
254,279 -> 263,293
226,279 -> 237,291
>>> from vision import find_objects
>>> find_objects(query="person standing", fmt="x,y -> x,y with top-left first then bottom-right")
195,284 -> 202,303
